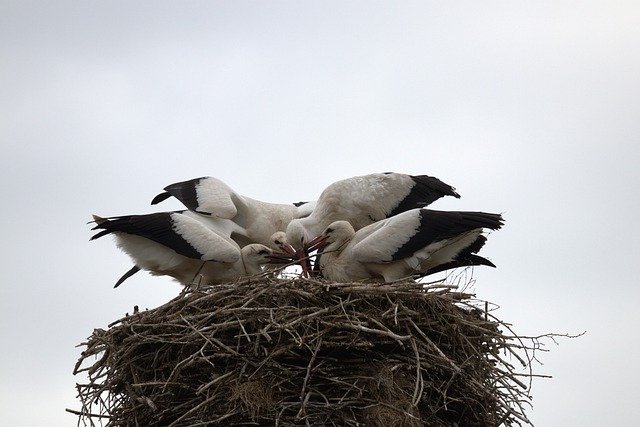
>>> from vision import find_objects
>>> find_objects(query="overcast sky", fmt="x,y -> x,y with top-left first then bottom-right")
1,1 -> 639,425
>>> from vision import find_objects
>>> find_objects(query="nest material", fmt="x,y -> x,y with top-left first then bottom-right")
72,277 -> 536,426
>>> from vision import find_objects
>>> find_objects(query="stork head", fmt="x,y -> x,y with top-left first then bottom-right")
285,220 -> 310,252
241,243 -> 272,265
241,244 -> 293,275
270,232 -> 297,256
307,221 -> 354,253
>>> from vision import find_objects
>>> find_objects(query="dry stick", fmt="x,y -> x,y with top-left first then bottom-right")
180,314 -> 241,356
70,278 -> 542,426
324,321 -> 412,342
298,336 -> 323,416
168,389 -> 227,427
408,319 -> 462,374
65,408 -> 110,419
296,391 -> 313,421
368,317 -> 408,346
409,335 -> 424,407
482,309 -> 541,391
283,306 -> 333,329
196,371 -> 235,395
235,315 -> 252,343
495,379 -> 532,425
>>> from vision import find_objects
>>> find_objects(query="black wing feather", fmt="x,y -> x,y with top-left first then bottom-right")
387,174 -> 461,217
90,212 -> 204,260
114,265 -> 141,288
150,191 -> 172,205
391,210 -> 503,261
151,177 -> 207,213
424,254 -> 496,276
422,235 -> 496,275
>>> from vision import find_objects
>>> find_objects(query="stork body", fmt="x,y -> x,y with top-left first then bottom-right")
91,213 -> 284,287
285,172 -> 460,251
311,209 -> 503,282
151,176 -> 314,247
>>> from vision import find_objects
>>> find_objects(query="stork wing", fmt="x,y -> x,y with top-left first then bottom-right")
319,173 -> 460,229
91,212 -> 240,262
349,211 -> 422,263
151,176 -> 238,219
351,209 -> 503,263
294,200 -> 317,218
385,173 -> 461,217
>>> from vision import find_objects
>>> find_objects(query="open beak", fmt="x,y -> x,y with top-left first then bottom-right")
306,234 -> 327,252
276,242 -> 313,275
295,249 -> 312,277
295,234 -> 327,277
268,250 -> 296,264
280,242 -> 298,257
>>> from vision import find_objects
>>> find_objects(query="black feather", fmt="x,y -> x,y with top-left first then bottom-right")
151,191 -> 172,205
90,229 -> 113,240
422,235 -> 495,275
425,254 -> 496,276
391,210 -> 503,261
461,234 -> 489,256
114,265 -> 140,288
90,212 -> 204,260
152,177 -> 208,212
388,174 -> 461,217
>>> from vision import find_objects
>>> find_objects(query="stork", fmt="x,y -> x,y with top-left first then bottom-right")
306,209 -> 503,283
269,231 -> 314,276
151,176 -> 315,248
285,172 -> 460,253
91,213 -> 292,287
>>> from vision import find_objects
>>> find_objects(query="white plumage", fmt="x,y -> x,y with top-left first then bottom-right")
91,213 -> 288,287
151,176 -> 314,248
285,172 -> 460,251
92,172 -> 504,287
307,209 -> 503,282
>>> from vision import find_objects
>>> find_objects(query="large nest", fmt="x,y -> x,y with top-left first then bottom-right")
71,277 -> 540,426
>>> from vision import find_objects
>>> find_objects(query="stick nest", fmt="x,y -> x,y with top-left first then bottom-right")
72,277 -> 538,426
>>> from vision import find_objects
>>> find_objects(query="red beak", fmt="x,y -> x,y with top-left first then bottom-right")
281,242 -> 298,257
295,249 -> 312,277
268,250 -> 296,264
306,234 -> 327,252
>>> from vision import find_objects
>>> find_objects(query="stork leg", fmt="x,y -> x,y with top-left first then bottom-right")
189,261 -> 207,287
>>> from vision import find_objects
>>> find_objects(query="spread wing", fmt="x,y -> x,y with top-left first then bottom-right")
91,211 -> 240,262
151,176 -> 239,218
351,209 -> 503,264
318,173 -> 460,229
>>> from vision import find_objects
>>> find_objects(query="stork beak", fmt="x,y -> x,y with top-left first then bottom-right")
280,242 -> 298,257
295,249 -> 313,277
306,235 -> 327,252
268,251 -> 295,264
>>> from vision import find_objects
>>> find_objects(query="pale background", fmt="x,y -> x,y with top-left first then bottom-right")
1,1 -> 639,425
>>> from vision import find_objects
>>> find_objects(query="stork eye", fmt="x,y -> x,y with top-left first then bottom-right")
275,240 -> 281,245
258,250 -> 269,255
326,228 -> 333,234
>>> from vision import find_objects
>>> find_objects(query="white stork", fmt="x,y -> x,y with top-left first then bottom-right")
306,209 -> 504,283
285,172 -> 460,253
91,213 -> 292,287
268,231 -> 314,275
151,176 -> 315,248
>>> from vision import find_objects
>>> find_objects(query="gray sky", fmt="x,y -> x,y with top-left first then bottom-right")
1,1 -> 639,425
